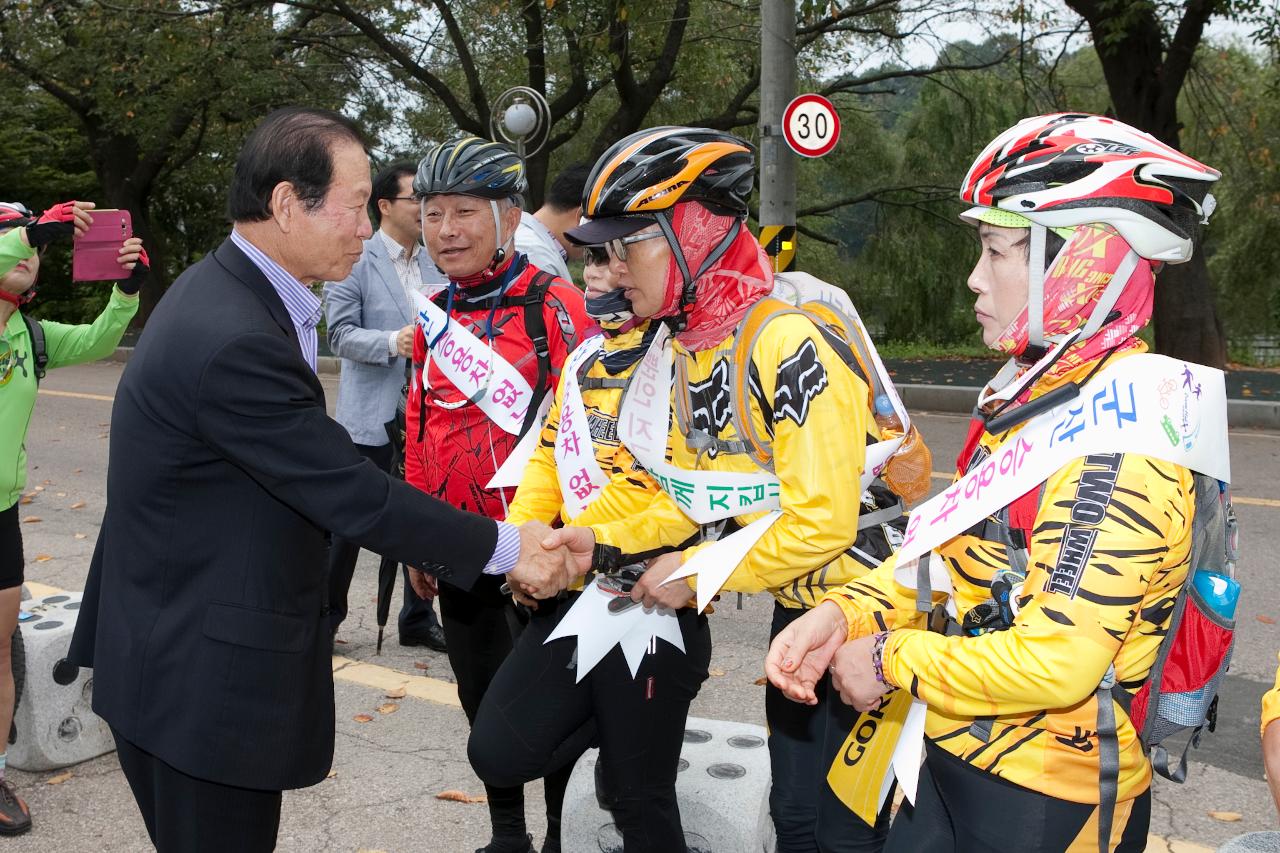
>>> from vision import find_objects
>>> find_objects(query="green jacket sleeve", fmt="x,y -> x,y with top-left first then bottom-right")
40,287 -> 139,370
0,229 -> 35,279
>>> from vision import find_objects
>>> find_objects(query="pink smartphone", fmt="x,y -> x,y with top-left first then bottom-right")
72,209 -> 133,282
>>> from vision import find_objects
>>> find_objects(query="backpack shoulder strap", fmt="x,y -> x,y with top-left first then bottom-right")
22,314 -> 47,385
517,270 -> 555,437
727,297 -> 806,470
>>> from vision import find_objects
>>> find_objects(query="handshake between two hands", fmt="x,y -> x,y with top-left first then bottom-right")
505,521 -> 593,606
406,522 -> 595,607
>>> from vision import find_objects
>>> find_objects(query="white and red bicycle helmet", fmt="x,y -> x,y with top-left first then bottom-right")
960,112 -> 1219,263
960,114 -> 1221,361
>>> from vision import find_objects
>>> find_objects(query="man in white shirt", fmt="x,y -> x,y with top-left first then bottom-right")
324,161 -> 448,651
514,163 -> 590,284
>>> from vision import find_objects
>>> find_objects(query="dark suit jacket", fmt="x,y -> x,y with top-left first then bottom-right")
67,238 -> 496,791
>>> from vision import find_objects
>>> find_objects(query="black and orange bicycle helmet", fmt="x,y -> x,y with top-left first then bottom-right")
567,127 -> 755,326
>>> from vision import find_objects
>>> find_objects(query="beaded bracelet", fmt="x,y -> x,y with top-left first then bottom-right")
871,631 -> 894,688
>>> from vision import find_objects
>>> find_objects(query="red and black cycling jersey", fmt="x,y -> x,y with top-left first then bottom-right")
405,255 -> 589,520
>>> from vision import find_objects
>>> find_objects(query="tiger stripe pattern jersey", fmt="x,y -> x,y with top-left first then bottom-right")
823,345 -> 1196,804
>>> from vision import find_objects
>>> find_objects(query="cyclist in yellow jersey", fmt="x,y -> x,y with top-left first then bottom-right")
469,248 -> 709,853
766,114 -> 1224,852
545,127 -> 908,852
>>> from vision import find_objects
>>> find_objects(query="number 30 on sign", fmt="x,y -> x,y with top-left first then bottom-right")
782,94 -> 841,158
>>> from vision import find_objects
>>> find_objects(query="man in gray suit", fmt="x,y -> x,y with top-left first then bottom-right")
323,160 -> 448,650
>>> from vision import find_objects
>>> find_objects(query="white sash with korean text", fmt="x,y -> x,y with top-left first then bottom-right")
895,353 -> 1230,567
544,338 -> 684,681
884,353 -> 1230,809
554,335 -> 611,519
418,299 -> 532,437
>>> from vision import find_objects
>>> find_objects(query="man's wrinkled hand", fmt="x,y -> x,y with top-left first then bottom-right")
507,521 -> 574,599
407,566 -> 434,600
509,582 -> 539,610
396,324 -> 415,357
764,600 -> 850,705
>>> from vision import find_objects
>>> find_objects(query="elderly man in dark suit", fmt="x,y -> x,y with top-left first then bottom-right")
67,107 -> 578,853
324,160 -> 448,651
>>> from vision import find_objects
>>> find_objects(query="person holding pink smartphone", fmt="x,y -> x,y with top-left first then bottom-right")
0,199 -> 146,835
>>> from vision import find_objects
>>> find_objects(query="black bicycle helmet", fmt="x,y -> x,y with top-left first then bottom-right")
414,136 -> 528,200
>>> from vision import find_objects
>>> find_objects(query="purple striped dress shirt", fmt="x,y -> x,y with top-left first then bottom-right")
229,230 -> 322,371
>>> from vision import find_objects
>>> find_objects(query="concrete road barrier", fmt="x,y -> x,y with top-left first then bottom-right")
10,592 -> 114,771
563,716 -> 774,853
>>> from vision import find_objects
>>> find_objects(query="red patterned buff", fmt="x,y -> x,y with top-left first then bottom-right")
657,202 -> 773,351
991,224 -> 1154,381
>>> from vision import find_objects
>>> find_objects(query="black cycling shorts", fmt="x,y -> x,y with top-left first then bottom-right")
0,504 -> 25,591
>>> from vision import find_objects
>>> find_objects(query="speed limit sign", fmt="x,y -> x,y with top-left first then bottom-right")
782,94 -> 841,158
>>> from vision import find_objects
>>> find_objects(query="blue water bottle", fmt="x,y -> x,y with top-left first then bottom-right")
1192,570 -> 1240,621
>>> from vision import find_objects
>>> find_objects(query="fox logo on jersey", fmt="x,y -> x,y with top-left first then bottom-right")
773,339 -> 829,427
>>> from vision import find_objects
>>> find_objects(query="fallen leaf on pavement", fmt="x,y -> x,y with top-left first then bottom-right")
56,492 -> 67,497
1208,811 -> 1242,822
352,714 -> 374,723
385,686 -> 407,699
70,502 -> 86,510
326,769 -> 338,779
23,517 -> 42,524
377,703 -> 399,715
334,638 -> 348,645
754,676 -> 768,686
46,771 -> 72,785
436,790 -> 487,804
708,668 -> 725,677
34,555 -> 52,563
1258,615 -> 1276,625
19,498 -> 32,505
413,661 -> 430,671
74,533 -> 87,540
73,469 -> 82,474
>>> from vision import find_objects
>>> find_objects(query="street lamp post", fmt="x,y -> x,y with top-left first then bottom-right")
490,87 -> 551,160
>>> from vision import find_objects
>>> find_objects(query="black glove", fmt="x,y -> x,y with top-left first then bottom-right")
116,247 -> 149,296
24,202 -> 78,249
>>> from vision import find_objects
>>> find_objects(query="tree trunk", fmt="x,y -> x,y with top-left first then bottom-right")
525,146 -> 549,212
1066,0 -> 1226,369
1153,252 -> 1227,368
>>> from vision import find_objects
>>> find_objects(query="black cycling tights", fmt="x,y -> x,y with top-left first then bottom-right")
469,594 -> 712,853
885,742 -> 1151,853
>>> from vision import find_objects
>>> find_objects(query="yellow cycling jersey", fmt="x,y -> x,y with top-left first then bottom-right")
589,311 -> 880,609
1263,652 -> 1280,737
507,325 -> 687,538
823,345 -> 1196,805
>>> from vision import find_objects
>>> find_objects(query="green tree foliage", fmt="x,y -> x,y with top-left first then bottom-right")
0,0 -> 366,321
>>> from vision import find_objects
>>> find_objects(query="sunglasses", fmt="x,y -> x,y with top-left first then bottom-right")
602,230 -> 664,263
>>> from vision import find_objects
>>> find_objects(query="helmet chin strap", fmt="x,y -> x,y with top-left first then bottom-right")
1016,226 -> 1140,373
487,199 -> 515,273
654,209 -> 743,333
1023,223 -> 1047,362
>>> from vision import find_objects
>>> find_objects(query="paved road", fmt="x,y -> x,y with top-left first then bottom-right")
884,356 -> 1280,402
6,360 -> 1278,852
